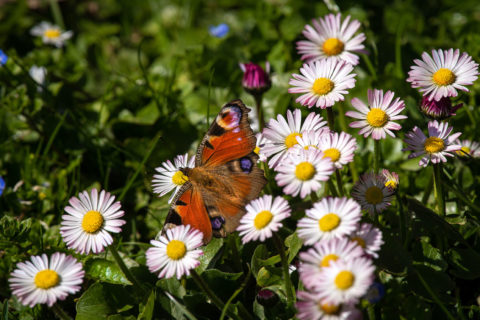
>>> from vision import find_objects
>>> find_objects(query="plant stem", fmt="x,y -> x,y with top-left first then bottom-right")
48,0 -> 65,29
335,169 -> 345,196
51,303 -> 72,320
326,107 -> 335,130
254,94 -> 265,131
273,233 -> 294,307
310,191 -> 319,203
367,304 -> 376,320
396,193 -> 406,246
109,245 -> 146,293
433,163 -> 445,216
373,140 -> 380,173
421,172 -> 433,204
327,179 -> 338,197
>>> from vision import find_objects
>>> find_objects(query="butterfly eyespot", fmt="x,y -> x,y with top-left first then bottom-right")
216,106 -> 241,130
210,216 -> 225,230
240,157 -> 253,173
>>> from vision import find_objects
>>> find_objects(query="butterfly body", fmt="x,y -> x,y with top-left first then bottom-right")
164,100 -> 266,243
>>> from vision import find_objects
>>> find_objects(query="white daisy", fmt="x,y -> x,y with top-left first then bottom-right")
254,133 -> 269,162
9,253 -> 84,307
237,195 -> 291,243
346,89 -> 407,140
317,132 -> 357,169
296,13 -> 366,66
275,148 -> 335,199
146,225 -> 203,279
60,188 -> 126,254
381,169 -> 399,192
297,197 -> 361,245
315,257 -> 375,305
293,130 -> 329,151
407,49 -> 479,101
152,153 -> 195,203
351,172 -> 394,215
262,109 -> 327,168
403,120 -> 462,167
455,139 -> 480,158
299,237 -> 364,290
350,223 -> 384,258
30,22 -> 73,48
289,58 -> 356,109
296,290 -> 360,320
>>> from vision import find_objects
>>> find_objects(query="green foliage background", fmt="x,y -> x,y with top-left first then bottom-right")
1,0 -> 480,319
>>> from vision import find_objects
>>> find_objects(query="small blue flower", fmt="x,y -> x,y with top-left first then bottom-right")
209,23 -> 229,38
365,282 -> 385,303
0,50 -> 8,66
0,176 -> 5,196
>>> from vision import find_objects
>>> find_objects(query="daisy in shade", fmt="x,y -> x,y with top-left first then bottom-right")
296,290 -> 361,320
407,48 -> 479,101
254,133 -> 269,162
262,109 -> 327,168
382,169 -> 399,192
152,153 -> 195,203
299,237 -> 364,289
60,189 -> 126,254
9,253 -> 84,307
351,172 -> 394,215
350,223 -> 384,258
403,120 -> 462,167
289,58 -> 356,109
296,13 -> 366,66
456,139 -> 480,158
318,132 -> 357,169
315,257 -> 375,305
237,195 -> 291,243
30,22 -> 73,48
275,148 -> 334,199
146,225 -> 203,279
293,130 -> 327,151
297,197 -> 361,245
346,89 -> 407,140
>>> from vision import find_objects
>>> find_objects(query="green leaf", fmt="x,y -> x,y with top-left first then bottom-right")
407,265 -> 455,304
84,258 -> 132,285
285,232 -> 302,263
137,290 -> 155,320
448,248 -> 480,280
196,237 -> 224,273
412,239 -> 447,272
256,266 -> 283,287
251,244 -> 268,277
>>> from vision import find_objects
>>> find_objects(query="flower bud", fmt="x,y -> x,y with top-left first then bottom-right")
419,96 -> 462,120
239,62 -> 271,96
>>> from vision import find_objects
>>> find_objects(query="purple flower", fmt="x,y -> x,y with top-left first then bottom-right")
239,62 -> 271,96
419,96 -> 462,120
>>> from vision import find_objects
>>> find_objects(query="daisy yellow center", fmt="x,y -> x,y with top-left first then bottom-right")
385,180 -> 397,189
366,108 -> 388,128
34,270 -> 60,289
432,68 -> 456,86
254,146 -> 261,154
456,146 -> 470,156
318,213 -> 341,232
424,137 -> 445,154
320,254 -> 339,267
335,270 -> 355,290
285,132 -> 302,149
166,240 -> 187,260
172,170 -> 189,186
312,78 -> 334,96
254,210 -> 273,230
365,186 -> 383,205
44,29 -> 61,39
322,38 -> 345,56
295,162 -> 316,181
82,210 -> 104,234
319,302 -> 340,315
323,148 -> 341,162
304,145 -> 318,150
351,236 -> 366,248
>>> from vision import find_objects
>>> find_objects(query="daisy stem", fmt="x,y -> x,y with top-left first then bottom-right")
48,0 -> 65,29
327,179 -> 338,197
254,94 -> 265,131
433,163 -> 445,216
335,169 -> 345,196
109,245 -> 146,293
51,303 -> 72,320
367,304 -> 376,320
273,233 -> 295,307
396,193 -> 406,245
373,140 -> 380,173
326,107 -> 335,130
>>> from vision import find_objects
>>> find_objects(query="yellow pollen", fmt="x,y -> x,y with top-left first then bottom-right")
295,162 -> 316,181
322,38 -> 345,56
44,29 -> 61,39
456,146 -> 470,156
320,254 -> 339,267
254,210 -> 273,230
319,302 -> 340,314
172,171 -> 189,185
366,108 -> 388,128
323,148 -> 341,162
285,132 -> 302,149
254,146 -> 261,154
335,270 -> 355,290
312,78 -> 334,96
351,236 -> 366,248
81,210 -> 104,234
34,270 -> 60,289
166,240 -> 187,260
385,180 -> 397,189
432,68 -> 456,86
365,186 -> 383,205
318,213 -> 341,232
424,137 -> 445,154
